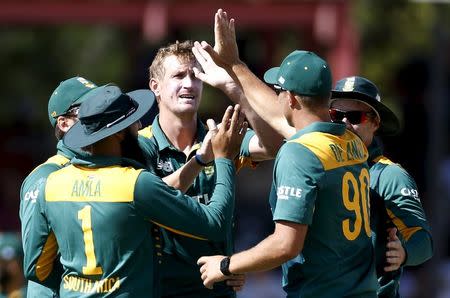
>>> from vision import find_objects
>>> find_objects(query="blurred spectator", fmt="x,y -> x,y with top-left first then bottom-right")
0,232 -> 26,298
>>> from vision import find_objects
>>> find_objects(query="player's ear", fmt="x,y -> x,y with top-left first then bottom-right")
149,78 -> 160,99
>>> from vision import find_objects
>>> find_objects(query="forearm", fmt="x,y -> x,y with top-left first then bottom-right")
228,233 -> 295,274
404,229 -> 433,266
162,156 -> 204,193
142,158 -> 235,241
231,63 -> 295,139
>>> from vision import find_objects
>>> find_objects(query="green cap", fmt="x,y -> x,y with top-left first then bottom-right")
48,76 -> 98,127
0,233 -> 22,260
264,50 -> 332,97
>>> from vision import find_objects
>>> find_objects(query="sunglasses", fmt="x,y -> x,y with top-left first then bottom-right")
273,85 -> 286,95
329,108 -> 376,125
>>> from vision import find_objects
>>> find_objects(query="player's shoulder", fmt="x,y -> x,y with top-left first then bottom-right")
21,155 -> 68,191
138,125 -> 155,139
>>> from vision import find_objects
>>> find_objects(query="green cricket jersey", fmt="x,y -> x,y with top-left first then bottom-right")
368,140 -> 433,298
138,115 -> 255,297
23,155 -> 236,298
20,140 -> 84,298
268,122 -> 378,298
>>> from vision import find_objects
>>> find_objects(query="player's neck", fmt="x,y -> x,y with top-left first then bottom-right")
292,108 -> 331,130
158,110 -> 198,152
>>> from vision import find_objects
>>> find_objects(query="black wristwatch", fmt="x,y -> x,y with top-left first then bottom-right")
220,256 -> 232,276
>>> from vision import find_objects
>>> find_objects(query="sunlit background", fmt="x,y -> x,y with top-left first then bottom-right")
1,1 -> 449,297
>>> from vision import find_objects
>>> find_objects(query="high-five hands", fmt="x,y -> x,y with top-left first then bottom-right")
210,105 -> 247,160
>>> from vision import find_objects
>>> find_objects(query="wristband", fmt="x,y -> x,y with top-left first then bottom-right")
194,154 -> 209,167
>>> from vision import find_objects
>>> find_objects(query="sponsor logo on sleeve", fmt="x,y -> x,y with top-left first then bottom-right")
277,185 -> 303,200
24,189 -> 39,203
400,187 -> 420,201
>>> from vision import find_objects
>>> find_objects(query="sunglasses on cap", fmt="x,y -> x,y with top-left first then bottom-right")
329,108 -> 376,125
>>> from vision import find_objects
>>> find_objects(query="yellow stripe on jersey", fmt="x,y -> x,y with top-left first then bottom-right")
151,221 -> 208,241
36,232 -> 58,282
373,155 -> 394,165
386,208 -> 422,241
138,126 -> 154,139
288,131 -> 368,170
235,156 -> 257,173
45,154 -> 70,166
29,154 -> 70,176
45,165 -> 143,202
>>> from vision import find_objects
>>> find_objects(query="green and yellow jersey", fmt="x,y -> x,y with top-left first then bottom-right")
23,156 -> 236,298
368,140 -> 433,298
138,115 -> 255,297
268,122 -> 378,297
20,141 -> 83,298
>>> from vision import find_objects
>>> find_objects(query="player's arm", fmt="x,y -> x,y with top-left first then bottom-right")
194,9 -> 296,140
381,164 -> 433,268
135,106 -> 247,241
198,220 -> 306,289
22,184 -> 61,289
192,42 -> 283,160
139,129 -> 213,193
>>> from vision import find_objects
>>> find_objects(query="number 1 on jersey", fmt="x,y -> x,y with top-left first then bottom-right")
78,206 -> 103,275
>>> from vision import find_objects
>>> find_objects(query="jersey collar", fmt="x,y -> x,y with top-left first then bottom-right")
287,121 -> 347,141
150,114 -> 208,153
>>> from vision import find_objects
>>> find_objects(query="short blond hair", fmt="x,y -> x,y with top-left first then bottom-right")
149,40 -> 195,81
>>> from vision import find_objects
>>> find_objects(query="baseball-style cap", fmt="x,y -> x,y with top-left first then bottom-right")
263,50 -> 332,97
48,76 -> 98,127
0,233 -> 22,261
331,76 -> 400,136
63,85 -> 155,148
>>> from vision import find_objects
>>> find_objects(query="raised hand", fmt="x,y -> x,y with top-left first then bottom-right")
384,227 -> 406,272
213,8 -> 240,66
211,105 -> 247,160
192,41 -> 241,98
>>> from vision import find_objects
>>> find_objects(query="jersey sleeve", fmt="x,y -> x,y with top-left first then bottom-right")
379,164 -> 433,266
20,164 -> 59,243
272,143 -> 322,225
235,129 -> 258,171
134,158 -> 235,241
138,134 -> 159,173
22,182 -> 61,289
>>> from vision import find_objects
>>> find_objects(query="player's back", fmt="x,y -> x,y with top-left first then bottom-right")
43,164 -> 156,297
276,125 -> 377,297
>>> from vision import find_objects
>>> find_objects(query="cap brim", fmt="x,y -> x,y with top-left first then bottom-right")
331,90 -> 400,136
64,89 -> 156,148
263,67 -> 280,85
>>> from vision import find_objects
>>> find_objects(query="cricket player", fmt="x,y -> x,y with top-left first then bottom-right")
23,84 -> 247,297
330,76 -> 433,297
195,10 -> 378,297
138,40 -> 282,297
20,76 -> 99,297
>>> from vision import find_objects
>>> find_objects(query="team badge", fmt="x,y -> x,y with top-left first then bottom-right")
342,77 -> 356,91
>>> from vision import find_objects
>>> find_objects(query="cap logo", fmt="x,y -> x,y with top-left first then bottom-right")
51,111 -> 57,117
278,76 -> 286,84
376,94 -> 381,102
77,77 -> 96,89
342,77 -> 355,92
